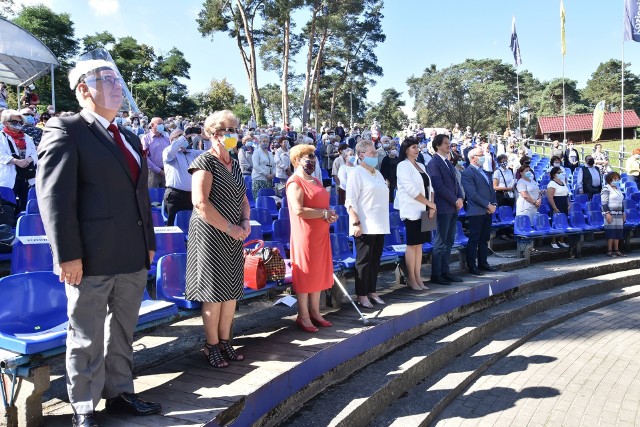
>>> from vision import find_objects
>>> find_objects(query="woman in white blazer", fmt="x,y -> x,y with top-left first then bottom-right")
395,137 -> 437,291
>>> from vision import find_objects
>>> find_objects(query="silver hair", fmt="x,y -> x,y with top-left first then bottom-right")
1,109 -> 22,123
303,136 -> 315,145
355,139 -> 375,157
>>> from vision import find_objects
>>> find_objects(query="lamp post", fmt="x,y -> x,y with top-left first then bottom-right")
349,91 -> 353,130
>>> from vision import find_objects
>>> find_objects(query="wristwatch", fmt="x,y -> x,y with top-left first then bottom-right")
352,221 -> 361,226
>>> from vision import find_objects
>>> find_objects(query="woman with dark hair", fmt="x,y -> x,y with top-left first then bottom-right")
602,171 -> 626,257
546,166 -> 570,249
395,137 -> 437,290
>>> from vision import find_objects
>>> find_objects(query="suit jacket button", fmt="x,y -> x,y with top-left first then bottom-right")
137,220 -> 143,225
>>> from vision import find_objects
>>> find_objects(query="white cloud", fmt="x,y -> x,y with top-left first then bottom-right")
88,0 -> 120,17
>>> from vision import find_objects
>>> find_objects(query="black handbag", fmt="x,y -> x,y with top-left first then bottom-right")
0,224 -> 14,253
0,197 -> 17,228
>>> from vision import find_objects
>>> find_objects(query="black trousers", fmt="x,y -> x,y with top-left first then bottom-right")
466,214 -> 492,269
354,234 -> 385,296
164,187 -> 193,226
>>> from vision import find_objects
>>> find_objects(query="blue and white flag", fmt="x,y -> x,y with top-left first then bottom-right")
510,17 -> 522,66
625,0 -> 640,42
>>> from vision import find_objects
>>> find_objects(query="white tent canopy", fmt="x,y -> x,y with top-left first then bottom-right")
0,18 -> 60,107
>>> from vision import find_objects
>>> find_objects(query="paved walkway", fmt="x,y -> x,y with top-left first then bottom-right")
434,297 -> 640,427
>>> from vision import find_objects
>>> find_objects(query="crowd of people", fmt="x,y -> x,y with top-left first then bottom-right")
0,57 -> 637,427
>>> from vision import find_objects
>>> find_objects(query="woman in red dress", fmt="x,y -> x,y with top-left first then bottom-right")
286,144 -> 338,333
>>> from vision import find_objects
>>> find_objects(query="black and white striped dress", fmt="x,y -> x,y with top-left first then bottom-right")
186,152 -> 245,302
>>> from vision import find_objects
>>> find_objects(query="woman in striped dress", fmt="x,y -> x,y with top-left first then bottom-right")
602,171 -> 626,257
186,110 -> 251,368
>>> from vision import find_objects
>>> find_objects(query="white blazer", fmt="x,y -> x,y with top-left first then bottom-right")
394,159 -> 434,221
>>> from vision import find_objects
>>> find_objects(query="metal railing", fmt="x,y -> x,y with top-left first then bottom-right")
525,138 -> 628,173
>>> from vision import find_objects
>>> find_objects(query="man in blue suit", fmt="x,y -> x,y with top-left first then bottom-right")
426,134 -> 464,285
461,147 -> 499,275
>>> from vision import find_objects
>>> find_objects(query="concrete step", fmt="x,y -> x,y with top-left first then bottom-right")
280,268 -> 640,427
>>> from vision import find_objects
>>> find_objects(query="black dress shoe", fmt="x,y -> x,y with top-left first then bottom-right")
443,273 -> 463,283
479,264 -> 498,272
468,268 -> 484,276
430,276 -> 451,285
106,392 -> 161,416
72,413 -> 98,427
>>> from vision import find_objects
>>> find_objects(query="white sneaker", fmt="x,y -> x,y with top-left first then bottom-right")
551,243 -> 560,249
558,242 -> 570,248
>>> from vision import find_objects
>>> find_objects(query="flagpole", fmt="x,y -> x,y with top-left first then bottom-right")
516,67 -> 521,135
562,55 -> 566,144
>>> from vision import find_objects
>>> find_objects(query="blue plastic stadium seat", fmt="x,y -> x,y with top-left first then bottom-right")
25,198 -> 39,215
272,219 -> 291,248
569,211 -> 600,232
457,206 -> 467,218
256,196 -> 278,219
538,204 -> 551,216
587,211 -> 605,230
625,208 -> 640,226
533,213 -> 563,235
244,224 -> 263,242
150,227 -> 188,278
137,289 -> 178,326
250,207 -> 273,236
16,214 -> 45,237
25,186 -> 35,202
631,192 -> 640,203
0,272 -> 68,354
257,188 -> 276,198
587,200 -> 603,212
278,206 -> 290,220
497,206 -> 515,225
454,221 -> 469,246
573,194 -> 589,204
174,210 -> 192,240
329,233 -> 356,268
514,215 -> 546,237
148,187 -> 165,208
152,210 -> 165,227
246,186 -> 255,208
552,213 -> 582,234
332,215 -> 349,235
333,205 -> 348,217
155,253 -> 200,309
11,240 -> 53,274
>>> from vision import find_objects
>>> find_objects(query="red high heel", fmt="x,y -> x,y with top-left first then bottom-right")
295,317 -> 319,333
310,316 -> 332,328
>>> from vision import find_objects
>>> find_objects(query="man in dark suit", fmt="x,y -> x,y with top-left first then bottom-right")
426,134 -> 464,285
563,140 -> 580,173
335,121 -> 346,142
37,58 -> 160,427
461,147 -> 499,275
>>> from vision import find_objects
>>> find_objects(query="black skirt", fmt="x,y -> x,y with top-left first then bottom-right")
403,218 -> 429,246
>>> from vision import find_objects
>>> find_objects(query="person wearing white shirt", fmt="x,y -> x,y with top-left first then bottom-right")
346,140 -> 390,307
395,137 -> 437,291
251,134 -> 275,199
274,140 -> 292,185
492,154 -> 516,239
546,166 -> 570,249
337,149 -> 356,192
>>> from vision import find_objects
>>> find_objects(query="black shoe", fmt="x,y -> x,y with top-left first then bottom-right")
479,264 -> 498,272
105,392 -> 161,416
443,273 -> 463,283
468,268 -> 484,276
72,413 -> 98,427
430,276 -> 451,285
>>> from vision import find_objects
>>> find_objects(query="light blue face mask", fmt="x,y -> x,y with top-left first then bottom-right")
613,180 -> 621,188
477,156 -> 485,166
179,138 -> 189,149
348,156 -> 356,164
524,171 -> 534,180
363,156 -> 378,168
155,124 -> 165,133
23,116 -> 35,126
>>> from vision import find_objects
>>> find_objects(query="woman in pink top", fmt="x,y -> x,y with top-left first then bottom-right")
286,144 -> 338,333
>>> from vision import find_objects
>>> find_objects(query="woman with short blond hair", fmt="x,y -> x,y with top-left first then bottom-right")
286,144 -> 337,332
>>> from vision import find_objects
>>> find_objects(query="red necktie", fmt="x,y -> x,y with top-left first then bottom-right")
107,124 -> 139,182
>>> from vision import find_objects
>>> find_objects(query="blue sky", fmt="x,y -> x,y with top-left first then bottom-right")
18,0 -> 640,117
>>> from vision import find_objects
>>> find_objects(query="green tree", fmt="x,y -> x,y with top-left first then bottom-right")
197,0 -> 266,125
364,88 -> 407,136
0,0 -> 15,18
532,78 -> 588,117
112,36 -> 156,84
154,48 -> 191,115
260,83 -> 284,124
582,59 -> 640,113
13,5 -> 80,111
81,31 -> 116,54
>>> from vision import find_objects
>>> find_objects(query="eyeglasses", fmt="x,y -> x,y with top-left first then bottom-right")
304,153 -> 316,160
85,75 -> 122,87
8,120 -> 23,126
219,127 -> 238,133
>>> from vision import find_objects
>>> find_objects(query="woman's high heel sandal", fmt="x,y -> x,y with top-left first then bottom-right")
219,339 -> 244,361
202,342 -> 228,368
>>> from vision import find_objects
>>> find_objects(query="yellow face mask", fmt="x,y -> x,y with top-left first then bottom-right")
222,133 -> 238,150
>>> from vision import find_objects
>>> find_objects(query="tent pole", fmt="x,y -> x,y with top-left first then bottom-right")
16,86 -> 20,109
51,64 -> 56,112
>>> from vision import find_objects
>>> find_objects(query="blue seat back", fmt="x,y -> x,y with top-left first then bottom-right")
588,211 -> 605,227
263,240 -> 287,256
278,207 -> 290,220
631,192 -> 640,203
569,211 -> 589,229
329,233 -> 352,260
245,224 -> 263,242
11,240 -> 53,274
514,215 -> 534,234
250,208 -> 273,233
16,214 -> 45,237
333,205 -> 348,216
0,272 -> 68,354
153,229 -> 187,263
587,201 -> 602,212
497,206 -> 515,223
148,187 -> 165,206
256,196 -> 278,215
25,186 -> 35,202
246,187 -> 255,207
533,213 -> 553,231
384,227 -> 404,246
25,198 -> 39,214
623,200 -> 638,210
333,215 -> 348,235
174,210 -> 191,239
591,193 -> 601,204
574,194 -> 589,204
625,208 -> 640,224
155,253 -> 200,309
552,213 -> 570,230
152,210 -> 165,227
257,187 -> 276,198
272,219 -> 291,245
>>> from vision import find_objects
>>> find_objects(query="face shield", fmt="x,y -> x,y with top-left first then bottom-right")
69,48 -> 140,114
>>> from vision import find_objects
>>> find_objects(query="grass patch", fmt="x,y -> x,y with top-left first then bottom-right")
532,139 -> 640,172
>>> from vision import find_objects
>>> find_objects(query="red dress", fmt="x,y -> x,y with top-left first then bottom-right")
286,175 -> 333,293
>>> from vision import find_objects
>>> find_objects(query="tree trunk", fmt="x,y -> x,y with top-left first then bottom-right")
281,13 -> 291,126
301,2 -> 319,127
